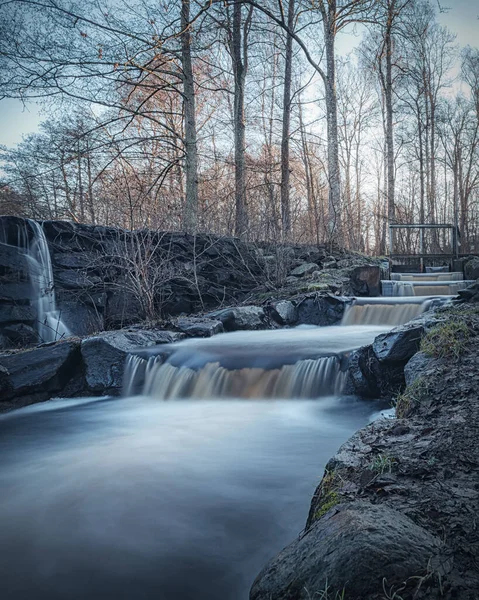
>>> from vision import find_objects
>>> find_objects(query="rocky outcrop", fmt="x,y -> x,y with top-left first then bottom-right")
347,311 -> 443,398
251,503 -> 441,600
0,328 -> 186,408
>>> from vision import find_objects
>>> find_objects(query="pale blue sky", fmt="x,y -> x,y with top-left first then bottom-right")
0,0 -> 477,149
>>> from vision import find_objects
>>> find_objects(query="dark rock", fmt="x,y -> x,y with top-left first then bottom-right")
106,291 -> 145,328
0,340 -> 82,405
206,306 -> 266,331
55,270 -> 102,290
464,257 -> 479,281
81,329 -> 183,392
250,502 -> 440,600
349,266 -> 380,297
52,251 -> 100,269
404,351 -> 432,386
296,294 -> 348,326
373,323 -> 424,363
267,300 -> 297,326
56,300 -> 104,336
175,318 -> 224,337
347,345 -> 405,399
322,258 -> 337,269
0,283 -> 32,303
0,242 -> 31,275
2,323 -> 39,347
0,305 -> 36,324
290,263 -> 319,277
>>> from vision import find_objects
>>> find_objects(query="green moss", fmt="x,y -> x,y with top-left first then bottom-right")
313,470 -> 341,520
395,377 -> 429,418
314,491 -> 339,519
420,319 -> 470,360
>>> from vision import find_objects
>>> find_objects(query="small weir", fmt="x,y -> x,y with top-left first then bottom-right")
341,296 -> 433,326
124,326 -> 387,400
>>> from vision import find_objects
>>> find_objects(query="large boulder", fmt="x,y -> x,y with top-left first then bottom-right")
206,306 -> 266,331
373,323 -> 424,363
267,300 -> 297,326
349,265 -> 381,297
0,305 -> 36,325
0,340 -> 82,408
296,294 -> 349,326
250,502 -> 441,600
81,329 -> 184,392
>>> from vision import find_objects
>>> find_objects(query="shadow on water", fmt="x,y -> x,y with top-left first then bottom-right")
0,394 -> 386,600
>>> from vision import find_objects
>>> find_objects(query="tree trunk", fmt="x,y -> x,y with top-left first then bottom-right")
181,0 -> 199,233
232,2 -> 249,238
324,27 -> 342,246
385,0 -> 395,228
280,0 -> 295,239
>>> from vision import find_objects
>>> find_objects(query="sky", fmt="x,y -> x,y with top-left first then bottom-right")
0,0 -> 477,150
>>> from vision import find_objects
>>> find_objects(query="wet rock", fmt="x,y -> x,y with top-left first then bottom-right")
81,329 -> 183,392
373,323 -> 424,363
268,300 -> 297,326
349,265 -> 380,297
175,318 -> 224,337
0,305 -> 36,324
290,263 -> 319,277
0,340 -> 82,406
206,306 -> 266,331
296,294 -> 348,326
250,502 -> 441,600
0,242 -> 31,274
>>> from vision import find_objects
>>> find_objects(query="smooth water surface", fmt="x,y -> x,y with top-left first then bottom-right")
0,395 -> 382,600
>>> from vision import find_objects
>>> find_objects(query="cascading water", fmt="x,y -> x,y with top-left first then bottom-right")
1,218 -> 70,342
341,296 -> 433,326
26,220 -> 70,342
123,326 -> 387,400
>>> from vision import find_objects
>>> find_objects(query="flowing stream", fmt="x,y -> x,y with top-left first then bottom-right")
0,253 -> 443,600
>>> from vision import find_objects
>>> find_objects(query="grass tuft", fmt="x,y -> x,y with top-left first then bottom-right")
420,319 -> 470,360
395,377 -> 429,418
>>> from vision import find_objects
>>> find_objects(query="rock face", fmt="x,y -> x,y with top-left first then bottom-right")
0,341 -> 83,409
0,216 -> 387,350
251,503 -> 441,600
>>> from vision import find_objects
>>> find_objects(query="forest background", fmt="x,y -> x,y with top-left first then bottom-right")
0,0 -> 478,256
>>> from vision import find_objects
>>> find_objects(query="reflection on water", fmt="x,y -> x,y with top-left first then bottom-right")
0,395 -> 382,600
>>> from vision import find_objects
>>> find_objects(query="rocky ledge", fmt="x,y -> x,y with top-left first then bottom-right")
251,303 -> 479,600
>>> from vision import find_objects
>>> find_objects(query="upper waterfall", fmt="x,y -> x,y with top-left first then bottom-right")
0,218 -> 70,343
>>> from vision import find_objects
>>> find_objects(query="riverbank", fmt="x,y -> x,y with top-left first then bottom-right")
251,303 -> 479,599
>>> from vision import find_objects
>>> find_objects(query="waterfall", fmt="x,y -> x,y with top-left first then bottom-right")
26,220 -> 71,342
382,279 -> 471,297
341,297 -> 430,326
126,354 -> 347,400
2,218 -> 70,343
